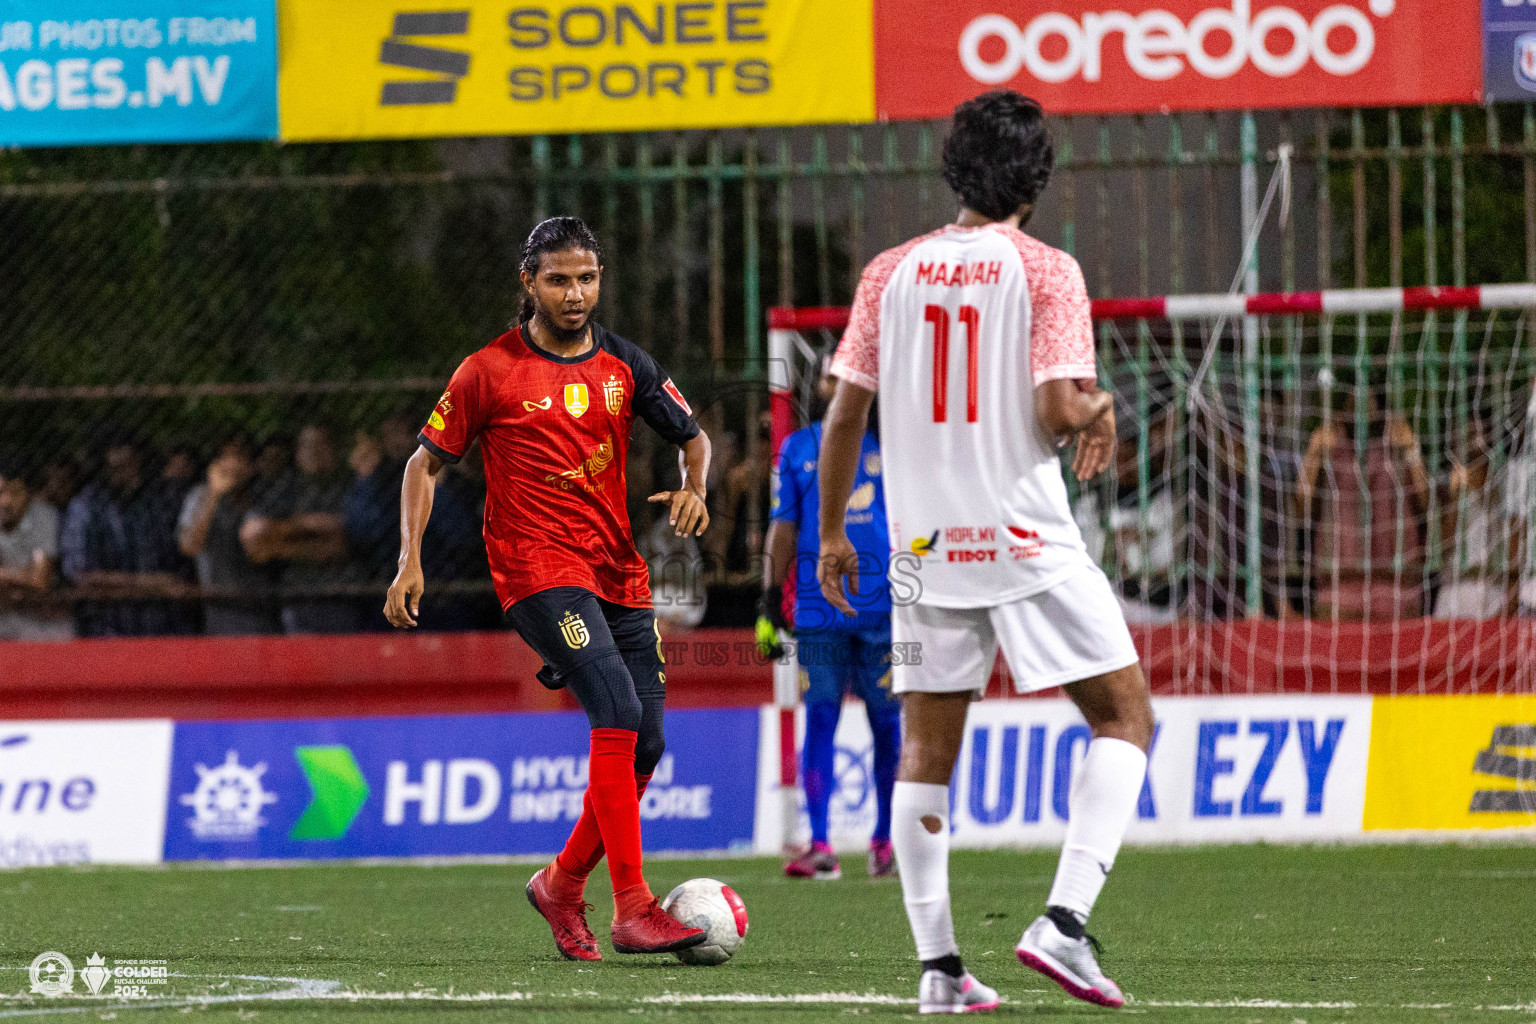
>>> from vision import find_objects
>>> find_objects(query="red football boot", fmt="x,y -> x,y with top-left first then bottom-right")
525,866 -> 601,962
610,897 -> 709,955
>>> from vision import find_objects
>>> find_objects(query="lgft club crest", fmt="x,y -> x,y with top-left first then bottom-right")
559,610 -> 591,649
603,375 -> 625,415
181,750 -> 279,841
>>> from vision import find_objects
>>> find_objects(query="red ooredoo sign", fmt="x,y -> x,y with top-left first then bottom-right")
875,0 -> 1481,118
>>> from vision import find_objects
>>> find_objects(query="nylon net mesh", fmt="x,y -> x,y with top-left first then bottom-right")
775,306 -> 1536,696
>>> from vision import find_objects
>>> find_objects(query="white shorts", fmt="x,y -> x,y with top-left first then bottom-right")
892,566 -> 1140,696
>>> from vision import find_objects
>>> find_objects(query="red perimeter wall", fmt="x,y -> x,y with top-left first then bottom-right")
0,619 -> 1529,720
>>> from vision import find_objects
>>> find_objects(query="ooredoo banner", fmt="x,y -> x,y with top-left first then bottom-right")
0,1 -> 277,146
0,720 -> 173,866
876,0 -> 1482,118
277,0 -> 874,142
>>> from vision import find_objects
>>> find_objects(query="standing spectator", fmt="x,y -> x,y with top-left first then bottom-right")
347,429 -> 492,631
1193,391 -> 1306,619
378,412 -> 420,467
241,423 -> 361,634
1077,404 -> 1178,623
1434,415 -> 1518,620
723,411 -> 773,583
344,428 -> 397,591
1504,385 -> 1536,616
0,466 -> 73,642
253,437 -> 291,500
1298,388 -> 1430,620
416,441 -> 495,631
178,436 -> 279,635
39,457 -> 81,516
61,439 -> 195,637
160,445 -> 199,507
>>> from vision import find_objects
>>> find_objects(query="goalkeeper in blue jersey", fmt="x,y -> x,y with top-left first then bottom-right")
758,374 -> 900,880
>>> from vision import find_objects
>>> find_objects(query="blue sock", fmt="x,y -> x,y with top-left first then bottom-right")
868,704 -> 901,843
803,700 -> 842,845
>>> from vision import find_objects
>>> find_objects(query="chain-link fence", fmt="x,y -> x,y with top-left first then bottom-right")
3,107 -> 1535,639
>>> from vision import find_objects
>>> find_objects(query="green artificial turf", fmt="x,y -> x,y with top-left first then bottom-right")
0,843 -> 1530,1022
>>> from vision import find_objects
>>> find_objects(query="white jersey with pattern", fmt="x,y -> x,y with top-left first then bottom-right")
831,223 -> 1098,608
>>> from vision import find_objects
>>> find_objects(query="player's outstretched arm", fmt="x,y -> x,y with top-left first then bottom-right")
1036,379 -> 1116,481
385,445 -> 444,628
816,378 -> 874,616
648,430 -> 712,537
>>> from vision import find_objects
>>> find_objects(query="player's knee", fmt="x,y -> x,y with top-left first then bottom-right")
866,702 -> 901,744
634,727 -> 666,778
570,653 -> 644,733
1103,672 -> 1155,752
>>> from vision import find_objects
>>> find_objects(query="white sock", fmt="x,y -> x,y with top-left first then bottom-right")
1046,736 -> 1148,921
891,781 -> 958,960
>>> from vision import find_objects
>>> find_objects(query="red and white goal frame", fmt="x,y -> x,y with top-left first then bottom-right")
765,285 -> 1536,835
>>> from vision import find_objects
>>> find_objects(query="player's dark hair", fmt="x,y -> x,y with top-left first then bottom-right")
517,216 -> 603,324
941,91 -> 1054,222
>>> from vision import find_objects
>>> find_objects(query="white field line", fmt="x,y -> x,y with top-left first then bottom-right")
0,978 -> 1529,1016
641,991 -> 917,1006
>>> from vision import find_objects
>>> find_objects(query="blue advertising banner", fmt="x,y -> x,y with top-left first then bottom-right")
163,709 -> 759,862
0,1 -> 276,146
1486,0 -> 1536,101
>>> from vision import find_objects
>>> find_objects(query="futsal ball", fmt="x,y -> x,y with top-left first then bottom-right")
661,877 -> 748,965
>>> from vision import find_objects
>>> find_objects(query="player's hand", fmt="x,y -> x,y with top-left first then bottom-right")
648,487 -> 709,537
1072,401 -> 1116,481
817,532 -> 860,617
385,562 -> 425,628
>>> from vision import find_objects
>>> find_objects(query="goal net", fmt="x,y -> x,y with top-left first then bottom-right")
769,287 -> 1536,701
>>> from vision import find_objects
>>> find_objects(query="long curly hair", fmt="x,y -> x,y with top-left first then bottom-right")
941,91 -> 1054,222
517,216 -> 603,323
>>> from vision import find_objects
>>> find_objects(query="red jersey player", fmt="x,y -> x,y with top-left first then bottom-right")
385,217 -> 713,960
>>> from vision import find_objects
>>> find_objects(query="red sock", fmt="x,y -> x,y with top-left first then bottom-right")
584,729 -> 648,902
556,773 -> 654,885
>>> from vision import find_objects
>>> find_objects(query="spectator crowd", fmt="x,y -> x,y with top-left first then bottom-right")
1,383 -> 1533,643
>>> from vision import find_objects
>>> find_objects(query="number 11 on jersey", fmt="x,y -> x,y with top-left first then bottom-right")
925,303 -> 980,423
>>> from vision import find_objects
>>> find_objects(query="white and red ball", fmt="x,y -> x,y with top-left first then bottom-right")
661,877 -> 748,965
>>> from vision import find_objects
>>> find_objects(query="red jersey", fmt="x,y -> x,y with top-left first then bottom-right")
417,322 -> 698,611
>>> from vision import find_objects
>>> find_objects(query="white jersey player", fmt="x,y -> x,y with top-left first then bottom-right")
817,91 -> 1155,1013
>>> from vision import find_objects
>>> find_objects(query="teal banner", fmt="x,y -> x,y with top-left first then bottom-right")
0,1 -> 276,146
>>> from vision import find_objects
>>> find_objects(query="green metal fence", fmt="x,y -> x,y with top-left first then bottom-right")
0,106 -> 1533,634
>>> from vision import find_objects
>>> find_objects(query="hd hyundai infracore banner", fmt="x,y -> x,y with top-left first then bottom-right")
876,0 -> 1483,117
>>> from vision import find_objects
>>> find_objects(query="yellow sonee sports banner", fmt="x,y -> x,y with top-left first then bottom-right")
278,1 -> 873,141
1363,695 -> 1536,832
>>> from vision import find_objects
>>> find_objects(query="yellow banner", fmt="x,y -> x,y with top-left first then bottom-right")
277,1 -> 873,141
1363,695 -> 1536,832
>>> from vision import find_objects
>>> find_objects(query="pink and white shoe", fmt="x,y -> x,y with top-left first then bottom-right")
868,839 -> 897,878
784,841 -> 841,880
1016,914 -> 1125,1008
917,969 -> 999,1014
